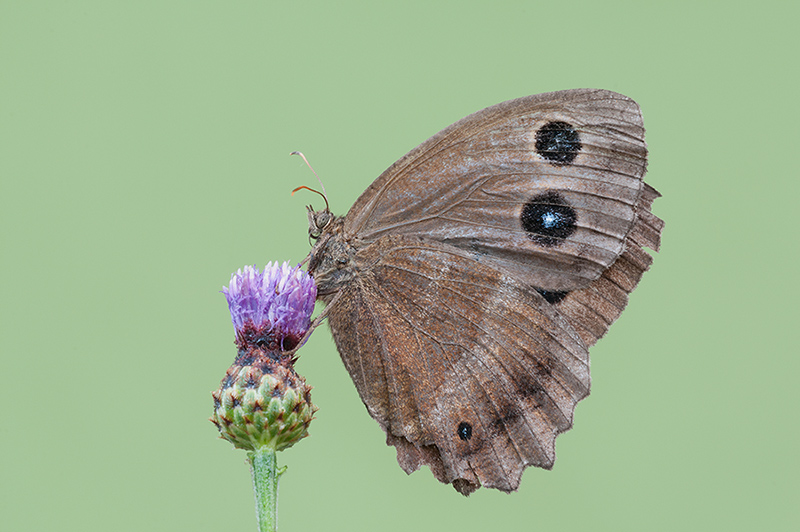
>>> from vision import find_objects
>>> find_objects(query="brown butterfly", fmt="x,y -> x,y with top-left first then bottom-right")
302,89 -> 663,495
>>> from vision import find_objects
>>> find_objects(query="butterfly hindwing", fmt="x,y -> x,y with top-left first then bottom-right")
327,237 -> 591,493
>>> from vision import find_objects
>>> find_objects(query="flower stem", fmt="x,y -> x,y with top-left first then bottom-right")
248,446 -> 280,532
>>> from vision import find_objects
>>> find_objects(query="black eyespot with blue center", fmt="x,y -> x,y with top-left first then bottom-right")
535,288 -> 570,304
535,121 -> 581,165
457,421 -> 472,441
521,191 -> 577,247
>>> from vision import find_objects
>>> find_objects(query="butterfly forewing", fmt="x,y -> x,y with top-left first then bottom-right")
342,89 -> 648,291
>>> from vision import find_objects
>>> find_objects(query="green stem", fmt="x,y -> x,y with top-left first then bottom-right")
248,446 -> 280,532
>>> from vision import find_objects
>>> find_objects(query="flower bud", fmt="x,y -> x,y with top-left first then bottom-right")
212,263 -> 318,451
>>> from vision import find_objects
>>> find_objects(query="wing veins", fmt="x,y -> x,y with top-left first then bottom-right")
370,280 -> 546,467
377,261 -> 588,406
369,280 -> 524,479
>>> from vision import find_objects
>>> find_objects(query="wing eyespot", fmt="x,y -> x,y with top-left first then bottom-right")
457,421 -> 473,441
520,191 -> 577,247
534,121 -> 581,165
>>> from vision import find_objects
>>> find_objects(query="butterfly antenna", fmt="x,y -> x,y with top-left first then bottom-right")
291,185 -> 329,211
291,151 -> 328,202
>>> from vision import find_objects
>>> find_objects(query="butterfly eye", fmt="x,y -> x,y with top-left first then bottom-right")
306,207 -> 334,241
308,211 -> 332,241
316,211 -> 332,229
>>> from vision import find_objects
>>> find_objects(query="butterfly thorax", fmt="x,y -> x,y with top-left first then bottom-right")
306,215 -> 357,302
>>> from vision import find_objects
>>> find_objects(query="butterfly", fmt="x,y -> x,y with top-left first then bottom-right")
302,89 -> 663,494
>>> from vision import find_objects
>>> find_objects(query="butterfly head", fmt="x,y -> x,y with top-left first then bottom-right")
291,184 -> 333,240
305,209 -> 353,301
307,205 -> 333,240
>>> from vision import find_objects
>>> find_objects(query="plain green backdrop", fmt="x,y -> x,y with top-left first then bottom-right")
1,1 -> 797,531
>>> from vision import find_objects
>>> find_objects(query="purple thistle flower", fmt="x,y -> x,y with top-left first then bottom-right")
223,262 -> 317,351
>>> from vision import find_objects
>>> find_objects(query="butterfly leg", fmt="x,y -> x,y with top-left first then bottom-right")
284,289 -> 343,356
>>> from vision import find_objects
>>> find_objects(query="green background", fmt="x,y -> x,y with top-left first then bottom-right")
2,1 -> 797,530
